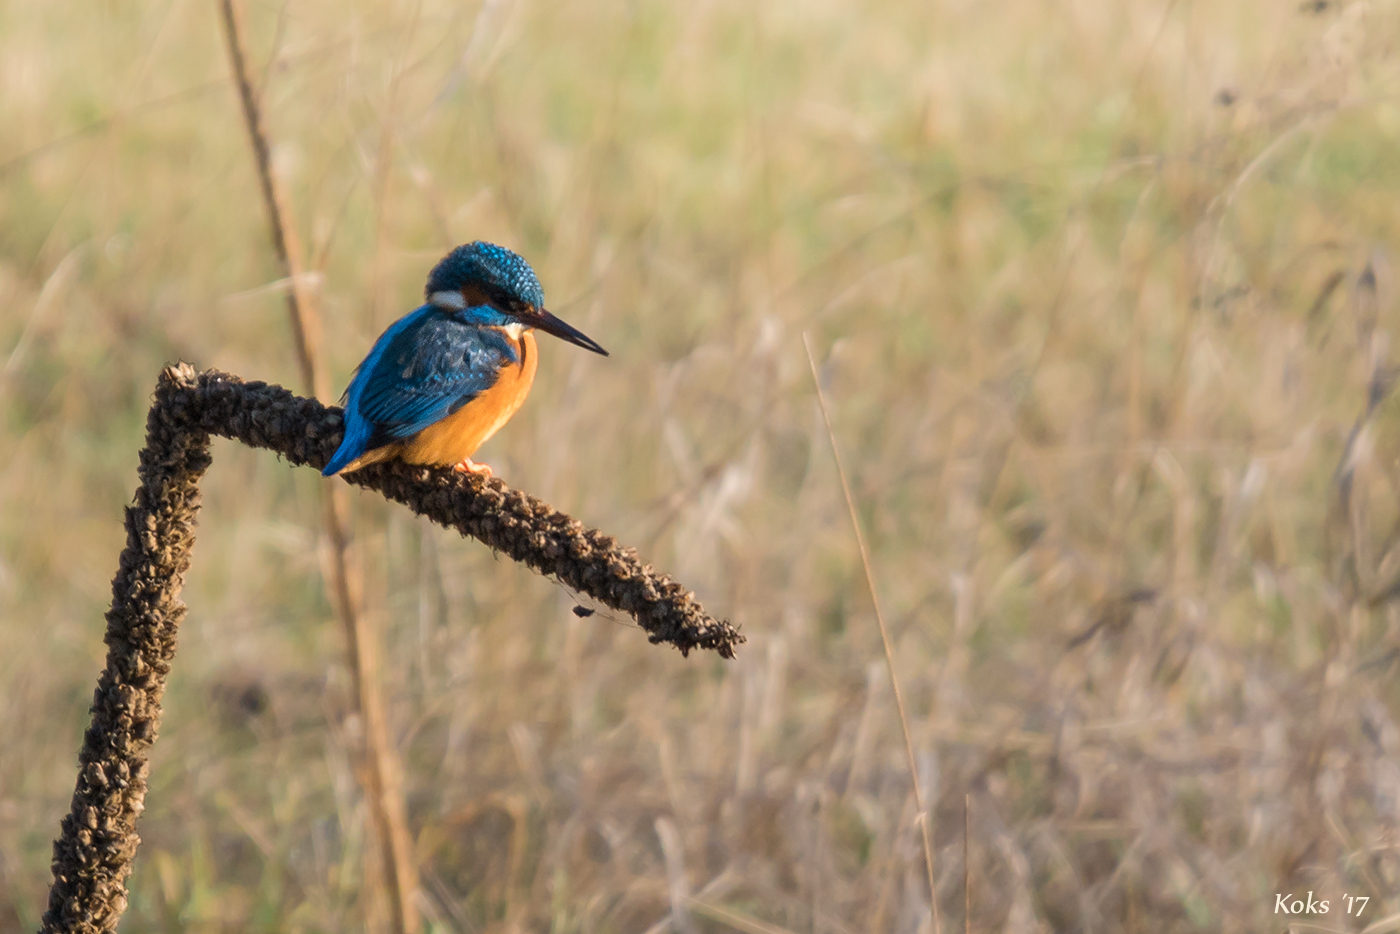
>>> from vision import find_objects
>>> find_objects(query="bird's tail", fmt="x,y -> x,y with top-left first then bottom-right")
322,449 -> 356,477
322,421 -> 376,477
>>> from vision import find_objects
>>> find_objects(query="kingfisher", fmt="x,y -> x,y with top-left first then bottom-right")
322,241 -> 608,478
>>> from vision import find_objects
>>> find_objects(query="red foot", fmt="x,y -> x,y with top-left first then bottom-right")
452,457 -> 493,478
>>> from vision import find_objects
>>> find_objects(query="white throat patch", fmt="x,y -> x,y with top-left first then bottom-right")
429,290 -> 467,310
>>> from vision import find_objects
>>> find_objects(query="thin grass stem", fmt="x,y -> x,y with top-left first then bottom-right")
216,3 -> 419,931
802,332 -> 941,934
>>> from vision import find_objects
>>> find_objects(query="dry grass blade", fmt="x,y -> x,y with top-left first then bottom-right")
685,898 -> 801,934
655,817 -> 697,934
39,363 -> 738,933
964,793 -> 971,932
802,333 -> 941,933
217,0 -> 323,395
216,1 -> 418,930
1363,914 -> 1400,934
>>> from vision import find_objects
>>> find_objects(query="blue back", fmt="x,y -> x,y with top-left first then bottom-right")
322,305 -> 520,475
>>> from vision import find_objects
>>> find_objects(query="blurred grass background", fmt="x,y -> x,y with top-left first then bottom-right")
4,0 -> 1400,931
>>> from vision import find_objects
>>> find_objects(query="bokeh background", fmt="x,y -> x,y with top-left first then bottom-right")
4,1 -> 1400,931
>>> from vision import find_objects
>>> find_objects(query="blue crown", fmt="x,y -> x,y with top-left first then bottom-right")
425,241 -> 545,309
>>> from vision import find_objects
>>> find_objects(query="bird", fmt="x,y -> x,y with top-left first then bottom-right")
322,241 -> 608,479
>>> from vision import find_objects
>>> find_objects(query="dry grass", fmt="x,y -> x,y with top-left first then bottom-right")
5,0 -> 1400,931
215,2 -> 420,929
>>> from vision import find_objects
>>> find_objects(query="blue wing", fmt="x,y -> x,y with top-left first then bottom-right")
323,305 -> 518,476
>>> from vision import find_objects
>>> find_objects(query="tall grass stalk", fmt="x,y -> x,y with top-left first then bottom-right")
215,2 -> 419,930
804,333 -> 941,933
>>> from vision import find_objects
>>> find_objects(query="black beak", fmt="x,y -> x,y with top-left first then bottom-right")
525,307 -> 609,356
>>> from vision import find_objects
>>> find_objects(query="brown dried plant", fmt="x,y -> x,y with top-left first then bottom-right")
39,365 -> 740,934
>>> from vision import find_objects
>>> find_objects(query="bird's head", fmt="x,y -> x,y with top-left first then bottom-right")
425,241 -> 608,356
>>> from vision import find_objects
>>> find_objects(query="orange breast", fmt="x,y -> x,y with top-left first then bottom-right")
400,329 -> 539,467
